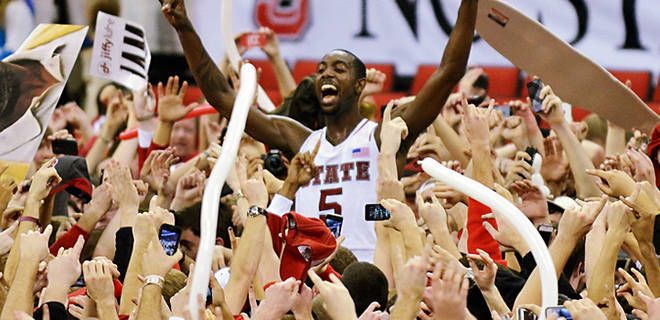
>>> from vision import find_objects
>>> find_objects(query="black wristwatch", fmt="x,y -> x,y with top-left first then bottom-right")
247,205 -> 268,218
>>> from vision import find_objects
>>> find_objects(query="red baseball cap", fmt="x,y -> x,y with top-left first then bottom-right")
267,212 -> 337,282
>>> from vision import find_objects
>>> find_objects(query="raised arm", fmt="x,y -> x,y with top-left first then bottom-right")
393,0 -> 477,142
159,0 -> 310,156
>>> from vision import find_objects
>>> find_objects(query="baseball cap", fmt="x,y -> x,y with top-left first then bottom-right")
50,156 -> 93,203
547,196 -> 578,214
267,212 -> 337,282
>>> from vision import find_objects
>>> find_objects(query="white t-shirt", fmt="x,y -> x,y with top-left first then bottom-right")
294,119 -> 379,262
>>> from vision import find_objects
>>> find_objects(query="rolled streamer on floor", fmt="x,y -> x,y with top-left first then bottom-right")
221,0 -> 276,112
188,63 -> 257,320
420,158 -> 558,316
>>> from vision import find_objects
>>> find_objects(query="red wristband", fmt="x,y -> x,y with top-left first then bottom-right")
19,216 -> 41,229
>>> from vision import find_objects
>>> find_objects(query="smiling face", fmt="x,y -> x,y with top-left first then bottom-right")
315,50 -> 366,115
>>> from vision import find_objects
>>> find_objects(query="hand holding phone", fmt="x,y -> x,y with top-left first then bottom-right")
159,224 -> 182,256
239,32 -> 267,50
527,78 -> 545,113
52,139 -> 78,155
324,214 -> 343,238
365,204 -> 391,221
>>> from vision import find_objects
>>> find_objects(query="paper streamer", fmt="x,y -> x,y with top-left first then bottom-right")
221,0 -> 276,112
420,158 -> 558,314
188,63 -> 257,319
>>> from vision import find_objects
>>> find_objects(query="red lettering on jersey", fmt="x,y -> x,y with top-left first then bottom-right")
356,161 -> 370,181
340,162 -> 354,181
324,165 -> 339,184
312,165 -> 324,185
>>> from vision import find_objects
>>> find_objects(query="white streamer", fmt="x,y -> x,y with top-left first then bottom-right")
420,158 -> 558,316
221,0 -> 276,112
188,63 -> 257,319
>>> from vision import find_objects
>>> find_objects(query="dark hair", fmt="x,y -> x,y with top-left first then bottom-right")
329,246 -> 358,274
0,61 -> 28,117
175,200 -> 234,248
95,82 -> 129,116
340,262 -> 388,315
271,75 -> 324,130
331,49 -> 366,79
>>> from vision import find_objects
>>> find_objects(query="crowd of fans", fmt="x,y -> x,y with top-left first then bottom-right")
0,0 -> 659,319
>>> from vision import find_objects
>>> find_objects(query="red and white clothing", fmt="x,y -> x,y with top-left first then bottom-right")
295,119 -> 379,262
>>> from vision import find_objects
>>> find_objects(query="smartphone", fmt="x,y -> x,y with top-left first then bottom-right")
239,32 -> 266,49
52,139 -> 78,155
545,306 -> 572,320
466,95 -> 486,106
526,78 -> 545,113
537,224 -> 553,245
365,204 -> 391,221
495,104 -> 511,118
517,307 -> 537,320
73,275 -> 85,287
159,224 -> 182,256
324,214 -> 343,238
524,146 -> 539,166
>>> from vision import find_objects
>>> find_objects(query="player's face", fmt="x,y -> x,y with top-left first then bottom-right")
315,51 -> 357,115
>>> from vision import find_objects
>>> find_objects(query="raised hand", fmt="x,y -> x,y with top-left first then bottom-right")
586,168 -> 636,198
557,196 -> 606,240
102,91 -> 129,139
380,101 -> 409,155
307,270 -> 358,320
171,169 -> 206,212
537,85 -> 565,125
362,68 -> 387,97
504,151 -> 533,188
510,179 -> 549,224
46,236 -> 85,289
541,136 -> 569,182
19,225 -> 53,261
253,278 -> 301,319
429,261 -> 470,320
462,97 -> 492,145
467,249 -> 497,291
617,268 -> 654,311
626,148 -> 656,184
562,298 -> 607,320
140,148 -> 178,196
106,161 -> 139,210
259,27 -> 281,59
241,165 -> 268,208
396,256 -> 427,301
28,158 -> 61,201
83,259 -> 120,305
142,237 -> 183,277
160,0 -> 191,31
380,198 -> 416,231
157,76 -> 198,123
285,140 -> 320,188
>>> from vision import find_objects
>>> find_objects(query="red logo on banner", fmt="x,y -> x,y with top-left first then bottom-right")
255,0 -> 310,40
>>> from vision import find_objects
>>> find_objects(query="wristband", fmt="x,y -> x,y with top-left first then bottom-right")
143,275 -> 164,289
19,216 -> 41,227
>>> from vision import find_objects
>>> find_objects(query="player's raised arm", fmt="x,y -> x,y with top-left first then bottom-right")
159,0 -> 310,155
394,0 -> 478,142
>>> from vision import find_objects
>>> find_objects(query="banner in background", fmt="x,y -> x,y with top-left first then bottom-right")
90,12 -> 151,91
192,0 -> 660,76
0,24 -> 88,181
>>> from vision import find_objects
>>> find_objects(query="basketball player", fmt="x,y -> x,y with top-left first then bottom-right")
159,0 -> 478,261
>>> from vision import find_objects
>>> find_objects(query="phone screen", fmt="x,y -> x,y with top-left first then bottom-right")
159,224 -> 182,256
52,139 -> 78,155
545,306 -> 572,320
517,308 -> 537,320
324,214 -> 343,238
527,79 -> 545,113
495,104 -> 511,118
365,204 -> 391,221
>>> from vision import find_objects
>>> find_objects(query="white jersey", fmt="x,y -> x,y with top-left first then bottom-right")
295,119 -> 379,262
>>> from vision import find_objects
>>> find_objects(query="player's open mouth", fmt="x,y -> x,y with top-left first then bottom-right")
321,84 -> 339,105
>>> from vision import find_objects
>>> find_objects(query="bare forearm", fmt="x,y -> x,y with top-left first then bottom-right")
514,233 -> 578,307
111,139 -> 138,167
605,123 -> 626,156
639,241 -> 660,296
268,53 -> 296,98
391,298 -> 420,320
399,0 -> 477,138
400,224 -> 424,261
433,116 -> 469,168
374,224 -> 395,289
4,199 -> 40,283
96,299 -> 119,320
119,240 -> 149,314
481,287 -> 510,315
427,224 -> 461,259
523,117 -> 545,158
587,230 -> 625,303
135,285 -> 161,320
153,121 -> 173,147
225,215 -> 266,314
470,141 -> 494,188
86,137 -> 110,175
551,122 -> 601,198
1,258 -> 39,319
377,153 -> 398,184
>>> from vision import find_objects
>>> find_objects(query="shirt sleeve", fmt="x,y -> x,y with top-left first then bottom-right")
49,224 -> 89,256
466,198 -> 505,266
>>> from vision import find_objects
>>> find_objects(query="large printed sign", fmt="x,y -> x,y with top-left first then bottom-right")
0,24 -> 88,180
195,0 -> 660,76
90,12 -> 151,91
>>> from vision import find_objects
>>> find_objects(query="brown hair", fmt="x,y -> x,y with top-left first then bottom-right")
87,0 -> 120,30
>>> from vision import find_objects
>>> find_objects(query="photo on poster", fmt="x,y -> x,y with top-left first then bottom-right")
0,24 -> 88,177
